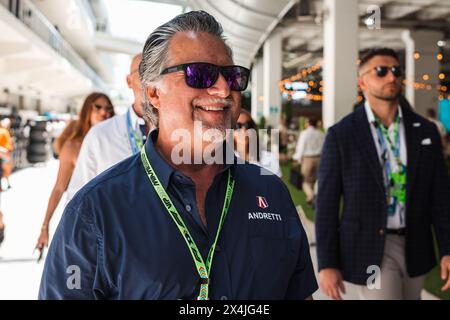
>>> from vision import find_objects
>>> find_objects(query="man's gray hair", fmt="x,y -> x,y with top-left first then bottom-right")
139,10 -> 233,128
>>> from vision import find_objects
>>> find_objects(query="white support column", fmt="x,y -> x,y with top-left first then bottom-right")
251,57 -> 264,123
263,30 -> 282,128
402,30 -> 442,116
323,0 -> 358,129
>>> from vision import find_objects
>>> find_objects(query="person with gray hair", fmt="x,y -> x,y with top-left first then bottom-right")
39,10 -> 317,300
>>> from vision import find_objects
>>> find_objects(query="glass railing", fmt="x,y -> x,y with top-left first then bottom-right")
0,0 -> 108,91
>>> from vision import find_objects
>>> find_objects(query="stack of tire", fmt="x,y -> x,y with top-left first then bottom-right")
11,126 -> 27,170
26,118 -> 50,164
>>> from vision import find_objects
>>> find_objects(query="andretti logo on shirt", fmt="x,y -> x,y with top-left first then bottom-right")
249,196 -> 282,221
248,212 -> 282,221
256,196 -> 269,209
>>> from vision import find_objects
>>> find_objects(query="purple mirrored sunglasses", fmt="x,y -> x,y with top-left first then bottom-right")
160,62 -> 250,91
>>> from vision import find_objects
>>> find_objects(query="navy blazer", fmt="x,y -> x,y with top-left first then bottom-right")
316,102 -> 450,285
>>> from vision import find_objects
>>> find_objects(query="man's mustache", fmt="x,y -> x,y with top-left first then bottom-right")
192,97 -> 233,107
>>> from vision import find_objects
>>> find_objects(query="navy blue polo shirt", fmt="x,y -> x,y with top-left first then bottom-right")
39,130 -> 318,300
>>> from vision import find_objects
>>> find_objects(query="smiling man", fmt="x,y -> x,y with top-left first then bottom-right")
38,11 -> 317,300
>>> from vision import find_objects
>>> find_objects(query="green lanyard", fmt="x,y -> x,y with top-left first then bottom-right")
375,114 -> 407,205
140,146 -> 235,300
127,109 -> 144,154
375,114 -> 401,167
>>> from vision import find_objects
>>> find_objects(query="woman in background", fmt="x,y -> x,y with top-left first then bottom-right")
35,92 -> 114,254
234,109 -> 281,177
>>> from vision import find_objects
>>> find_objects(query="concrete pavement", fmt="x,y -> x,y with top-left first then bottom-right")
0,159 -> 64,299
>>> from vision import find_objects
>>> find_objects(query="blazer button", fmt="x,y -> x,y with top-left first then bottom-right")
379,229 -> 385,236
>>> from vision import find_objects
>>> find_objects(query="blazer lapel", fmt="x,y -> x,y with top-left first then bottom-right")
352,106 -> 385,194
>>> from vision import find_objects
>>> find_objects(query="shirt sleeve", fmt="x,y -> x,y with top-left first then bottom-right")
292,131 -> 306,161
66,130 -> 100,202
430,125 -> 450,257
38,195 -> 107,299
281,184 -> 318,299
315,128 -> 343,270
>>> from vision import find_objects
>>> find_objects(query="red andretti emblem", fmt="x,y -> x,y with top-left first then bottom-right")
256,196 -> 269,209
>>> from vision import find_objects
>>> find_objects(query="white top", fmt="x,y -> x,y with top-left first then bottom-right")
292,126 -> 325,161
250,150 -> 282,177
364,102 -> 407,229
66,106 -> 145,201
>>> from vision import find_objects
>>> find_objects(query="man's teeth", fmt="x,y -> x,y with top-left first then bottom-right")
198,106 -> 225,111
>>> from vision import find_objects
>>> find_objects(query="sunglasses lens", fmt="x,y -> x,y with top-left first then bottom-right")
184,63 -> 249,91
236,121 -> 252,130
222,66 -> 250,91
376,67 -> 388,77
375,66 -> 402,78
94,104 -> 113,113
392,67 -> 402,77
185,63 -> 219,89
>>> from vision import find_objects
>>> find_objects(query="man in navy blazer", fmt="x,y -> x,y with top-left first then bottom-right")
316,48 -> 450,300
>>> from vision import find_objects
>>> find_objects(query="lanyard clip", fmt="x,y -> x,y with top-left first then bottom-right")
200,277 -> 210,285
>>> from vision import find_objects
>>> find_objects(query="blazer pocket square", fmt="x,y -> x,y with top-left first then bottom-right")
421,138 -> 432,145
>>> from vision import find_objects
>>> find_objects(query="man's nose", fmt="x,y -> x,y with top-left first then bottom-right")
386,69 -> 398,82
207,73 -> 231,97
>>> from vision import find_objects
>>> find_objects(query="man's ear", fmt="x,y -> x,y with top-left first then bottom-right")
146,86 -> 160,109
358,76 -> 365,92
126,74 -> 132,89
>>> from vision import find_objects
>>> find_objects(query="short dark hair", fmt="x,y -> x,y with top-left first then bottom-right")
359,48 -> 399,69
308,118 -> 318,127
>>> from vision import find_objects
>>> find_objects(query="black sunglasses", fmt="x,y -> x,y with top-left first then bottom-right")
235,120 -> 253,130
363,66 -> 402,78
160,62 -> 250,91
93,104 -> 114,113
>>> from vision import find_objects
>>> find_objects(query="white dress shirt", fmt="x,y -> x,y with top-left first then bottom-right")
66,106 -> 145,202
364,101 -> 407,229
292,126 -> 325,161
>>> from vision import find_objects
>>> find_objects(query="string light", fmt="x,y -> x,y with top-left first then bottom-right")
278,61 -> 323,100
278,56 -> 447,101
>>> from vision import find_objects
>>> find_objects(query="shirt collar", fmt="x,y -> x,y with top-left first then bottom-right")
144,130 -> 175,189
144,130 -> 236,189
129,105 -> 145,129
364,100 -> 403,125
